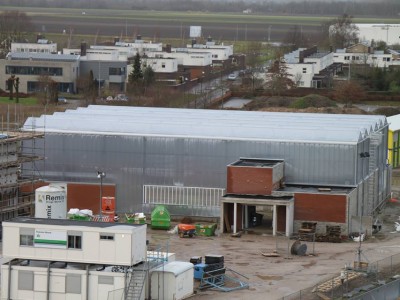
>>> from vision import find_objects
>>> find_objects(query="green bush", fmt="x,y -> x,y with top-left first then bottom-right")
289,94 -> 337,109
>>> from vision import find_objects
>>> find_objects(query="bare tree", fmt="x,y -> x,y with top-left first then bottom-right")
76,70 -> 97,105
334,80 -> 366,107
328,14 -> 359,49
284,25 -> 309,50
37,75 -> 58,105
293,73 -> 303,88
0,11 -> 33,58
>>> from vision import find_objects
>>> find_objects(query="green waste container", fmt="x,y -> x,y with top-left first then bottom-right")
151,205 -> 171,230
195,224 -> 217,236
68,215 -> 90,221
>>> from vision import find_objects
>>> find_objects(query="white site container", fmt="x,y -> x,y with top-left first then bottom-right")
35,185 -> 67,219
151,261 -> 194,300
3,218 -> 147,266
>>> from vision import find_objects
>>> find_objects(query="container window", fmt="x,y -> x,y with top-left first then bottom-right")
20,234 -> 33,246
100,234 -> 114,241
68,235 -> 82,249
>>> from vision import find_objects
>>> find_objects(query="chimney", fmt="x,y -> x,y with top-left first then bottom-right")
299,50 -> 304,63
207,35 -> 212,42
192,39 -> 196,47
36,33 -> 43,42
114,37 -> 120,44
165,44 -> 171,53
137,35 -> 142,41
80,41 -> 87,56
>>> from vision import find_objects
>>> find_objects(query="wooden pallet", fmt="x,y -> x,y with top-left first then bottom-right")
315,271 -> 362,293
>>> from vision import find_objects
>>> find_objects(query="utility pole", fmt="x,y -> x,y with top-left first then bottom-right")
97,171 -> 106,220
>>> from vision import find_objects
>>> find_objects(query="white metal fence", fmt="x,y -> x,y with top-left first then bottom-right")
143,185 -> 224,217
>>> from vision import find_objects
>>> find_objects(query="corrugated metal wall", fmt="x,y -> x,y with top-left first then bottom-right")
25,133 -> 360,212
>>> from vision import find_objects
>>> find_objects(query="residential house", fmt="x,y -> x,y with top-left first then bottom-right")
11,39 -> 57,54
0,52 -> 80,94
333,43 -> 395,68
187,37 -> 234,69
282,46 -> 341,88
64,43 -> 128,93
146,50 -> 212,81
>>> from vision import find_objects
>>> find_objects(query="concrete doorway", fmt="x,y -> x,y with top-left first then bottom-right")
220,195 -> 294,237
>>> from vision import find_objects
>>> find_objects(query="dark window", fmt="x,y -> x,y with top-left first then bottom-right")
109,67 -> 125,76
5,65 -> 62,76
100,234 -> 114,240
68,235 -> 82,249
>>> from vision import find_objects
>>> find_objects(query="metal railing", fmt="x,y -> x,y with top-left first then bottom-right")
143,185 -> 224,217
280,252 -> 400,300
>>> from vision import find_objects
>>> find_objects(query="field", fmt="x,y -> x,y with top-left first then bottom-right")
2,6 -> 400,46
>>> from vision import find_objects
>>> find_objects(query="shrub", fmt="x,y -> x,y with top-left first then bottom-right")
289,94 -> 337,109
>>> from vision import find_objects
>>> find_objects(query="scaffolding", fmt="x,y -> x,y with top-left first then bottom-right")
0,123 -> 44,226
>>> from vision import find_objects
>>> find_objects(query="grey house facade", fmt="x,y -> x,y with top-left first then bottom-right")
79,60 -> 127,94
0,52 -> 80,93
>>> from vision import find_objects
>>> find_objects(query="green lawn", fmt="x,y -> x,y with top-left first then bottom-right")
4,6 -> 400,26
0,97 -> 38,105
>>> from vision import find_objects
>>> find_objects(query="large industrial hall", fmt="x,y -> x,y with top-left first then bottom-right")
21,106 -> 390,236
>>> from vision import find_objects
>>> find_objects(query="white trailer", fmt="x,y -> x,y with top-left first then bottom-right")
151,261 -> 194,300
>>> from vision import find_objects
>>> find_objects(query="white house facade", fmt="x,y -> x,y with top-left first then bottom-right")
286,63 -> 316,87
187,40 -> 234,62
141,57 -> 178,73
147,50 -> 212,67
115,38 -> 163,56
283,47 -> 336,88
11,40 -> 57,54
334,49 -> 393,68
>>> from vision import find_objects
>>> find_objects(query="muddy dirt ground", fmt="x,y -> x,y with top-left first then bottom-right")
146,201 -> 400,300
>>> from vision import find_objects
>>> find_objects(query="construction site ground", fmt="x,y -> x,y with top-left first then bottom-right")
147,200 -> 400,300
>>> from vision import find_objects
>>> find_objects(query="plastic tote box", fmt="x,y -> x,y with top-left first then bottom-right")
151,205 -> 171,230
194,263 -> 207,280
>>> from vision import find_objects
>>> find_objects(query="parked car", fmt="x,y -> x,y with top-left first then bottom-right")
114,94 -> 128,101
106,96 -> 114,101
57,97 -> 68,103
228,73 -> 238,81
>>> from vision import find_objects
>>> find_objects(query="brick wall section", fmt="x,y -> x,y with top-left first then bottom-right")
294,193 -> 347,223
67,183 -> 115,214
227,166 -> 275,195
21,182 -> 116,214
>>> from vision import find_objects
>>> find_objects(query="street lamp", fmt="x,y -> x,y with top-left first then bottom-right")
357,151 -> 369,266
98,61 -> 101,97
184,77 -> 189,108
201,71 -> 205,108
97,171 -> 106,219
